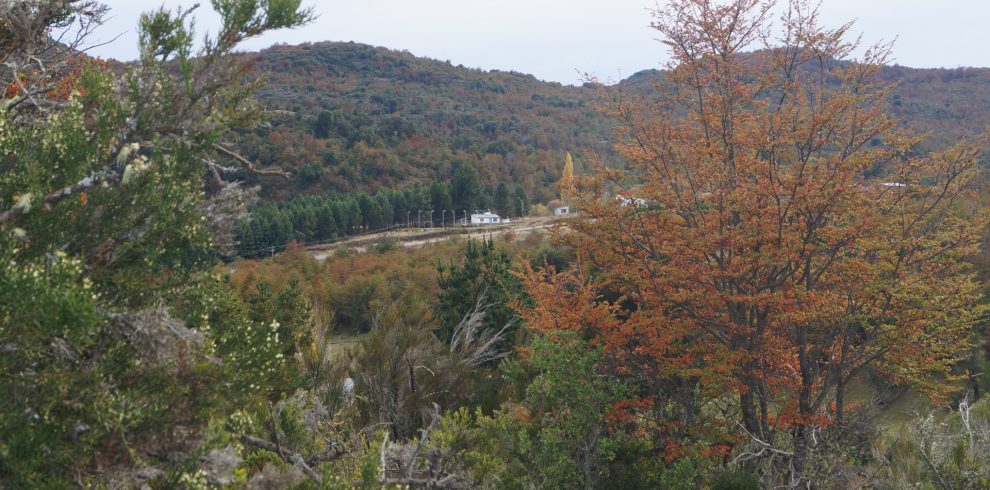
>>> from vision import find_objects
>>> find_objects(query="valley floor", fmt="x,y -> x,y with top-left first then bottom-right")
307,215 -> 568,260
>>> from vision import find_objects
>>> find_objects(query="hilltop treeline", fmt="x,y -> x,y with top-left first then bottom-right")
233,41 -> 990,207
233,41 -> 614,203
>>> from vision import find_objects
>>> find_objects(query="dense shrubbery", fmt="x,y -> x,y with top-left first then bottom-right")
0,1 -> 314,485
6,1 -> 990,488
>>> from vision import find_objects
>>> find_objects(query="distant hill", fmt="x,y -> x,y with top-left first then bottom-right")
618,63 -> 990,151
233,41 -> 990,202
875,65 -> 990,149
237,41 -> 612,204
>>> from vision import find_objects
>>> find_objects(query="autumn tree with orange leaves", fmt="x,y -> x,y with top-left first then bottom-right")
524,0 -> 987,484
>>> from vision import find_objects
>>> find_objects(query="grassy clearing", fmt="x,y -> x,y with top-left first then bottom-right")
324,332 -> 368,360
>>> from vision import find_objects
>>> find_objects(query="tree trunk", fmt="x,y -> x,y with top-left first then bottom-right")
740,389 -> 761,438
793,323 -> 813,484
792,424 -> 808,486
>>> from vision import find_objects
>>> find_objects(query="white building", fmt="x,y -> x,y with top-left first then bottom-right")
553,205 -> 571,216
470,212 -> 501,225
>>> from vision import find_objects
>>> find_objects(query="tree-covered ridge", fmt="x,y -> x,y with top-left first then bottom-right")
235,41 -> 615,203
622,63 -> 990,154
236,41 -> 990,207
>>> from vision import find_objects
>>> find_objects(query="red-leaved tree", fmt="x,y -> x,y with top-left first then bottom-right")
524,0 -> 987,484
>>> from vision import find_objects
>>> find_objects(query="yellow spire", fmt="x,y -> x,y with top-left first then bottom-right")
561,152 -> 574,202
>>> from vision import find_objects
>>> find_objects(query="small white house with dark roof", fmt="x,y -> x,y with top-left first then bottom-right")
470,211 -> 501,225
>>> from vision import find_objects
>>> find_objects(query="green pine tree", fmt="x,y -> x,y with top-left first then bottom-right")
494,182 -> 511,217
435,238 -> 525,351
512,184 -> 530,217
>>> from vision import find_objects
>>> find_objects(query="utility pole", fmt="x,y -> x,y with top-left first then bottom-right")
417,210 -> 422,229
442,209 -> 446,228
429,210 -> 434,228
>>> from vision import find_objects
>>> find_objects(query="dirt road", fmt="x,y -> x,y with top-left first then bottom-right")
309,217 -> 564,261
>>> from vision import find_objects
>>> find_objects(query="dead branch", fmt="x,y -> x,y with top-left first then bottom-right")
378,430 -> 390,485
730,420 -> 794,465
406,403 -> 440,480
214,144 -> 290,179
0,169 -> 118,225
239,434 -> 322,485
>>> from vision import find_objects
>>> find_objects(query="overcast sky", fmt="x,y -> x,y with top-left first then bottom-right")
86,1 -> 990,85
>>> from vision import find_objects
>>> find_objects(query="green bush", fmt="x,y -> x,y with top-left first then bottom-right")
711,470 -> 761,490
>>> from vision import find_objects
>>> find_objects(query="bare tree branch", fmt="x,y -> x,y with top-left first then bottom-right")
214,143 -> 290,179
239,434 -> 322,485
0,169 -> 118,225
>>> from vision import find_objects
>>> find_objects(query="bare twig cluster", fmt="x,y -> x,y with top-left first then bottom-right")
1,1 -> 109,116
449,295 -> 513,367
377,404 -> 472,489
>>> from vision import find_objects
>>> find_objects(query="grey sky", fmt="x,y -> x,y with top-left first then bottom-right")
87,1 -> 990,85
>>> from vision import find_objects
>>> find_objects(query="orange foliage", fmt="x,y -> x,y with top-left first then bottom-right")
2,55 -> 104,102
519,262 -> 621,340
525,0 -> 987,477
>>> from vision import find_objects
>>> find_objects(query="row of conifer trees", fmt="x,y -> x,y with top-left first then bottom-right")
237,180 -> 529,257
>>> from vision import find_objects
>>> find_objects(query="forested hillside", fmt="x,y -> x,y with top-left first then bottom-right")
237,41 -> 611,204
238,41 -> 990,205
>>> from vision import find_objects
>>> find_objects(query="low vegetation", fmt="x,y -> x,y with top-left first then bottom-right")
4,0 -> 990,488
